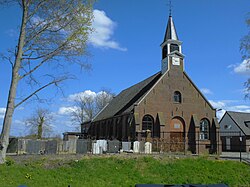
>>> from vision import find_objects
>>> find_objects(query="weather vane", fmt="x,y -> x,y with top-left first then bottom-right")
167,0 -> 173,16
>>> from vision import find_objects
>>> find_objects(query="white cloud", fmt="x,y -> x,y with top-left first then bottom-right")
200,88 -> 213,95
5,29 -> 18,37
209,100 -> 226,109
228,59 -> 250,75
209,100 -> 250,120
216,109 -> 226,121
68,90 -> 97,102
67,90 -> 113,102
89,9 -> 127,51
13,119 -> 25,126
58,106 -> 77,115
16,107 -> 25,111
0,108 -> 6,119
226,106 -> 250,114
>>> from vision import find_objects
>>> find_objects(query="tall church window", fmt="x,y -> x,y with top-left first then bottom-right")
200,119 -> 209,140
142,115 -> 154,133
170,44 -> 179,52
173,91 -> 182,103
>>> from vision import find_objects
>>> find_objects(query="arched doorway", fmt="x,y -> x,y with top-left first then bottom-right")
170,117 -> 185,152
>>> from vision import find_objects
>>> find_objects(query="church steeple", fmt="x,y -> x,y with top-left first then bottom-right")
164,16 -> 179,42
161,15 -> 184,74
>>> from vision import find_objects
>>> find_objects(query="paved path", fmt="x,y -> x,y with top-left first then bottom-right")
220,152 -> 250,164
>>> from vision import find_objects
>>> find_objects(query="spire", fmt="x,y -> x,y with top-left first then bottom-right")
161,3 -> 184,74
168,0 -> 172,17
163,16 -> 179,42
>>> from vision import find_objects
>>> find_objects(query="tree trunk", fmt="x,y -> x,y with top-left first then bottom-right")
37,117 -> 44,139
0,1 -> 28,164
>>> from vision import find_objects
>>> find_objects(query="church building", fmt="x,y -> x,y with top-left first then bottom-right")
83,14 -> 220,154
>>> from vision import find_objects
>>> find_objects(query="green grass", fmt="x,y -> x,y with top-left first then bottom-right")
1,155 -> 249,187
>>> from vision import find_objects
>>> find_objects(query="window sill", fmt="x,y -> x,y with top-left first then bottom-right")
173,102 -> 181,104
199,139 -> 210,142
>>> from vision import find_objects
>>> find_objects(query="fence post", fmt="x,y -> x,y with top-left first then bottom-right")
183,133 -> 186,155
217,131 -> 220,156
197,131 -> 199,155
239,131 -> 242,162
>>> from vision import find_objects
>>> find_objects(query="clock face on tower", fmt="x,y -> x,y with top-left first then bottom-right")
172,56 -> 180,66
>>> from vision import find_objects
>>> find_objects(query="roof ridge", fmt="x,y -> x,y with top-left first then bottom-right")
121,71 -> 161,92
227,111 -> 250,114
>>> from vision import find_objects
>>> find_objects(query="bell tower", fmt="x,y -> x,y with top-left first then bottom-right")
161,15 -> 184,74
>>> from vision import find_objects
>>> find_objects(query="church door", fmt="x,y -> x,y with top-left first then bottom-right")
170,117 -> 185,152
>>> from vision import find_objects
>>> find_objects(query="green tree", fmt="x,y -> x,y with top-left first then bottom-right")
0,0 -> 94,163
240,13 -> 250,98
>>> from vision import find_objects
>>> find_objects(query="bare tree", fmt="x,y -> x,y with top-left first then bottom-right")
71,93 -> 96,126
71,90 -> 114,128
0,0 -> 93,163
25,108 -> 53,139
95,89 -> 115,112
240,13 -> 250,98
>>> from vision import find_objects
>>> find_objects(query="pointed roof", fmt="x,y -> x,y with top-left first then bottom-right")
163,16 -> 179,42
226,111 -> 250,136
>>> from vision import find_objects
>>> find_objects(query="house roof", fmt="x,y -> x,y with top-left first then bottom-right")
63,132 -> 83,135
92,72 -> 162,122
227,111 -> 250,136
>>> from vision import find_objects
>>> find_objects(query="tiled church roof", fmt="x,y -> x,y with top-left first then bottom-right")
92,72 -> 162,122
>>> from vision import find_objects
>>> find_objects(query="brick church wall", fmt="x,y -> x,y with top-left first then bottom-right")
134,63 -> 217,153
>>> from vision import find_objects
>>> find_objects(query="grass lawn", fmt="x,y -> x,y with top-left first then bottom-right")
1,155 -> 249,187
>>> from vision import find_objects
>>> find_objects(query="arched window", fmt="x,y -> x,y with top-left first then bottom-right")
173,91 -> 182,103
142,115 -> 154,132
200,119 -> 209,140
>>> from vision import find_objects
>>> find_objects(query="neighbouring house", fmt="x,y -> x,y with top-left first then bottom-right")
81,14 -> 220,154
220,111 -> 250,152
63,121 -> 91,140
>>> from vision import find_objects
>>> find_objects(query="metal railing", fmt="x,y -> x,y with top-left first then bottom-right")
6,131 -> 250,163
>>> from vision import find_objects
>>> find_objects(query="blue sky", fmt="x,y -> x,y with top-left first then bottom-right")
0,0 -> 250,137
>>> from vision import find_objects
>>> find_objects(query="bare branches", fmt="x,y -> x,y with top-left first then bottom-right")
26,1 -> 47,22
244,79 -> 250,99
0,54 -> 14,68
25,108 -> 54,138
19,44 -> 67,80
95,89 -> 115,112
240,36 -> 250,61
14,76 -> 68,108
240,13 -> 250,98
18,1 -> 93,81
70,90 -> 114,125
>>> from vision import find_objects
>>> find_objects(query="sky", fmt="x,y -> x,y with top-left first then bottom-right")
0,0 -> 250,137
